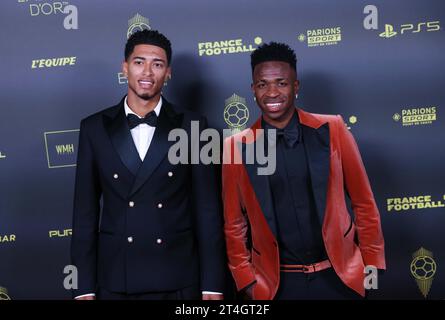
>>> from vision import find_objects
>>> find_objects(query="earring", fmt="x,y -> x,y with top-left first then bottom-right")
164,75 -> 171,87
253,96 -> 257,102
295,94 -> 298,99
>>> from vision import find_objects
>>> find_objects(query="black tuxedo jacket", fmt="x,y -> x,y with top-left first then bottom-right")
71,96 -> 225,296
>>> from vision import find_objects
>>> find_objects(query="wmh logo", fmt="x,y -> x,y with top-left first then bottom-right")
55,143 -> 74,155
44,129 -> 79,168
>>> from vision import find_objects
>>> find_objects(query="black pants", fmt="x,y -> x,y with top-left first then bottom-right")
97,283 -> 201,300
274,268 -> 362,300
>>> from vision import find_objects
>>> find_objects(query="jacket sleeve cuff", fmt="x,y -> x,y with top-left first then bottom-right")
231,263 -> 256,291
362,253 -> 386,270
74,293 -> 95,299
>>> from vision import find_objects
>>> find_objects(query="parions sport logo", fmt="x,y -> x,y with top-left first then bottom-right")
298,26 -> 342,47
393,107 -> 437,127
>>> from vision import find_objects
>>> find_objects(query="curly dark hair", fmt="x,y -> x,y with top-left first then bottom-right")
125,29 -> 172,65
250,42 -> 297,74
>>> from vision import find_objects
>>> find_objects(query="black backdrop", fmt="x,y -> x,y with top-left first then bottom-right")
1,0 -> 444,299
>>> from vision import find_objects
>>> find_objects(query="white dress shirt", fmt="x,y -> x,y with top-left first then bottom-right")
124,96 -> 161,161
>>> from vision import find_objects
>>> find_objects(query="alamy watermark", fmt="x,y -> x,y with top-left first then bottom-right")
167,121 -> 277,175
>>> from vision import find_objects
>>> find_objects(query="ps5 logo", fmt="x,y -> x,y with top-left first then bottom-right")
378,21 -> 440,38
363,5 -> 440,38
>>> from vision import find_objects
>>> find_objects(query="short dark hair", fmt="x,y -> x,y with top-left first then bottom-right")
125,29 -> 172,65
250,42 -> 297,74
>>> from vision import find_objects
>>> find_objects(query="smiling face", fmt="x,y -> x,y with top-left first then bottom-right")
123,44 -> 171,103
252,61 -> 299,128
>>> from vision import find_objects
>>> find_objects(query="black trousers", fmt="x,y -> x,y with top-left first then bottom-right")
274,268 -> 362,300
97,283 -> 201,300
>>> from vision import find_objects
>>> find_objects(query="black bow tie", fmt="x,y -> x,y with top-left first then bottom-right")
127,112 -> 157,129
276,126 -> 300,148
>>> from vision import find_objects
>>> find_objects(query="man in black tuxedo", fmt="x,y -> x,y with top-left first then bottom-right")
71,29 -> 225,300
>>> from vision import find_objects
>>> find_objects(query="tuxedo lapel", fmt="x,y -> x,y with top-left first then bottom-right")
130,99 -> 181,196
104,98 -> 142,177
301,120 -> 330,224
241,120 -> 278,238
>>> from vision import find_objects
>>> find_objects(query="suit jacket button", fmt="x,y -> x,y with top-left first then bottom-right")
157,203 -> 163,209
129,201 -> 135,207
156,238 -> 162,244
113,173 -> 119,179
168,171 -> 173,177
127,236 -> 133,243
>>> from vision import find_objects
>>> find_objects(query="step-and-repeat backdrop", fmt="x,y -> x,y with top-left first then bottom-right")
1,0 -> 444,299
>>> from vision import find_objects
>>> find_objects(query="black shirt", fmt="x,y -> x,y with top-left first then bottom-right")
263,113 -> 327,265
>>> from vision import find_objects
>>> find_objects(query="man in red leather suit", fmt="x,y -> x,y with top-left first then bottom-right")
222,42 -> 385,299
